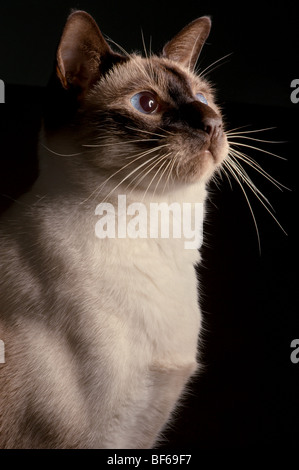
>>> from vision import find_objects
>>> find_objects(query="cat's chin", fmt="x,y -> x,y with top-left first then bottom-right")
176,148 -> 225,185
203,149 -> 213,161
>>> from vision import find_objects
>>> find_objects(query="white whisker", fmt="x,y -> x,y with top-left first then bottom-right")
140,153 -> 172,201
125,144 -> 169,159
105,36 -> 131,58
220,165 -> 234,190
79,146 -> 166,205
229,148 -> 288,191
165,151 -> 180,188
228,154 -> 273,207
228,140 -> 286,160
143,158 -> 169,200
127,152 -> 170,196
227,134 -> 286,144
226,126 -> 276,135
125,126 -> 167,139
97,152 -> 167,205
224,157 -> 261,253
41,143 -> 81,157
162,158 -> 176,195
82,138 -> 159,148
198,52 -> 233,78
152,157 -> 174,198
223,152 -> 287,251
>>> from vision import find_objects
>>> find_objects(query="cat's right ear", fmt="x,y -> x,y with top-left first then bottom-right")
56,11 -> 125,95
162,17 -> 211,70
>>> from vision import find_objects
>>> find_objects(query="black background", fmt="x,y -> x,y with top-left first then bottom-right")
0,0 -> 298,449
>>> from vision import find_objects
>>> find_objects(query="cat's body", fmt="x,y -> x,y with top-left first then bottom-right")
0,184 -> 203,448
0,11 -> 228,448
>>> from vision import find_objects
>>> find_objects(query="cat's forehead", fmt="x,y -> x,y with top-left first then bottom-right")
93,54 -> 212,105
145,56 -> 208,101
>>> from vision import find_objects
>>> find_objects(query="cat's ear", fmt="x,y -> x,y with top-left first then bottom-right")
162,17 -> 211,70
56,11 -> 125,94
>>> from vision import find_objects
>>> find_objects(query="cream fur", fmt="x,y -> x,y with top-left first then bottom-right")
0,164 -> 205,448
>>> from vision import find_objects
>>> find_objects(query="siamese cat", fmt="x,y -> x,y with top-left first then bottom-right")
0,11 -> 229,448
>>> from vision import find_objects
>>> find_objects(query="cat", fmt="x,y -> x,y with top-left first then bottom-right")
0,10 -> 229,448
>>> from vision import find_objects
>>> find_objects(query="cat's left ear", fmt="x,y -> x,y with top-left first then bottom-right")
56,10 -> 125,94
162,17 -> 211,70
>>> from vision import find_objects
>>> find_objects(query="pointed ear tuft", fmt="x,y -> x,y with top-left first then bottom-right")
56,10 -> 125,94
162,17 -> 211,70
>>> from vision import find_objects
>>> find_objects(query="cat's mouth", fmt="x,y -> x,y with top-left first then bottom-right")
206,132 -> 228,164
203,149 -> 213,160
166,128 -> 228,184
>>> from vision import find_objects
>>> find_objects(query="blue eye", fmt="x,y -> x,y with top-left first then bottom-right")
195,93 -> 208,105
130,91 -> 159,114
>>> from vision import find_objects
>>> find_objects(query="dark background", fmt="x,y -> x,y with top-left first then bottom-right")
0,0 -> 298,449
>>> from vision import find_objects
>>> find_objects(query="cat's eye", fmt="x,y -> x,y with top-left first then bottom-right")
130,92 -> 160,114
195,93 -> 208,105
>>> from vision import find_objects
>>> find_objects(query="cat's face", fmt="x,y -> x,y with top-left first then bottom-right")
45,11 -> 228,195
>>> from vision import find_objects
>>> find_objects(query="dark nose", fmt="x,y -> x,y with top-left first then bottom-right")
179,100 -> 222,137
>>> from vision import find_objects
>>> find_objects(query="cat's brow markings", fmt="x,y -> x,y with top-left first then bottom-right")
162,65 -> 193,103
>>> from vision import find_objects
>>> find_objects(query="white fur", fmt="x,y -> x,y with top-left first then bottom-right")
0,142 -> 206,448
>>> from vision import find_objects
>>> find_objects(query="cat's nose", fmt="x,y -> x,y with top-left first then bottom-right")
201,113 -> 222,137
180,101 -> 222,137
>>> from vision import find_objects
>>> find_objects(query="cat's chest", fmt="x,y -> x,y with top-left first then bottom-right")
74,237 -> 201,446
85,237 -> 201,363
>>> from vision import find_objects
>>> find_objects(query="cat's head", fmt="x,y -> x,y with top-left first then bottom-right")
43,10 -> 228,195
